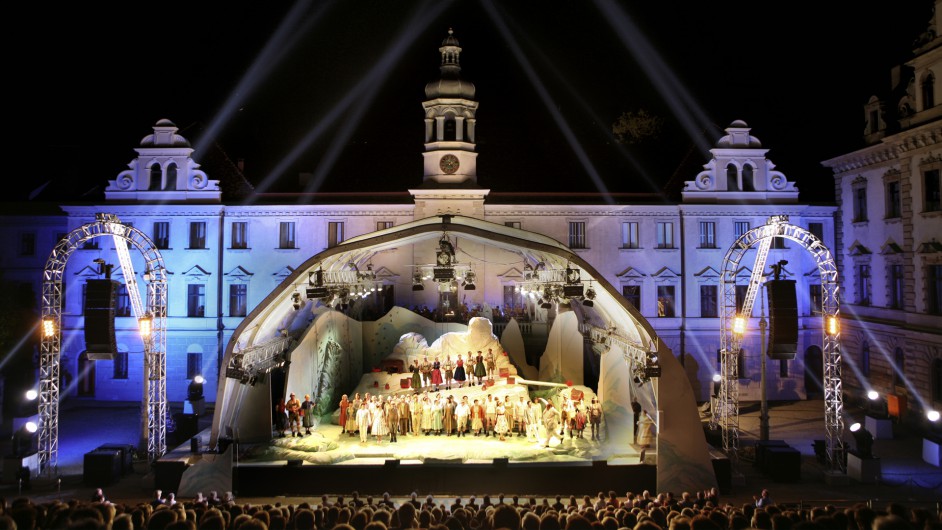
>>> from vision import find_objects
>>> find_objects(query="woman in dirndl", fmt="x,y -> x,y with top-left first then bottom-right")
454,354 -> 467,388
473,351 -> 487,385
431,357 -> 443,391
371,397 -> 389,443
494,402 -> 510,441
338,394 -> 350,434
410,359 -> 423,392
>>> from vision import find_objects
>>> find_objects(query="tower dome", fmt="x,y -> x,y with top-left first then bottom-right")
424,28 -> 476,99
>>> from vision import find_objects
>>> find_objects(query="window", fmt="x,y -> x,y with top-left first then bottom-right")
187,351 -> 202,379
82,236 -> 99,250
187,284 -> 205,317
922,73 -> 935,109
925,169 -> 941,212
165,163 -> 177,190
20,233 -> 35,256
656,285 -> 675,317
568,221 -> 586,249
853,185 -> 868,222
779,359 -> 788,378
504,221 -> 521,229
861,341 -> 871,377
231,222 -> 248,249
621,222 -> 639,249
328,221 -> 344,248
742,165 -> 755,192
809,284 -> 823,314
856,264 -> 871,306
229,284 -> 247,317
149,164 -> 161,191
656,222 -> 674,249
113,350 -> 128,380
699,222 -> 716,248
771,236 -> 787,249
503,285 -> 524,311
622,285 -> 640,310
928,264 -> 942,315
886,180 -> 902,218
893,348 -> 905,387
189,221 -> 207,249
700,285 -> 718,317
279,222 -> 296,249
735,284 -> 748,313
734,221 -> 750,240
153,222 -> 170,249
933,358 -> 942,403
726,164 -> 739,191
889,264 -> 904,309
808,222 -> 824,242
377,221 -> 394,231
115,284 -> 131,317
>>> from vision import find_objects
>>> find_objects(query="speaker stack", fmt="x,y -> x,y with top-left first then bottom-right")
765,279 -> 798,360
84,279 -> 119,360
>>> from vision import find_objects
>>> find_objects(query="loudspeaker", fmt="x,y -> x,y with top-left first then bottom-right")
286,459 -> 303,467
766,279 -> 798,360
84,449 -> 122,486
84,279 -> 119,360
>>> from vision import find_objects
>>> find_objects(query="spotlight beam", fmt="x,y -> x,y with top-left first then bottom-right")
253,0 -> 451,198
481,0 -> 614,204
195,1 -> 335,159
593,0 -> 717,156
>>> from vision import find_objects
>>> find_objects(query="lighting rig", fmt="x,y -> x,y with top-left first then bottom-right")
410,235 -> 478,292
300,263 -> 384,310
514,262 -> 597,308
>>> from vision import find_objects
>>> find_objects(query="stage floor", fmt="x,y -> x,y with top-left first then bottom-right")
239,423 -> 652,466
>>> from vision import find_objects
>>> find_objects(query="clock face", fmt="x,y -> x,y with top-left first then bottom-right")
437,251 -> 451,266
439,154 -> 460,174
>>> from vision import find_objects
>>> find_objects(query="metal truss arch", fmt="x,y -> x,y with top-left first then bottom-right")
40,213 -> 168,472
714,215 -> 844,472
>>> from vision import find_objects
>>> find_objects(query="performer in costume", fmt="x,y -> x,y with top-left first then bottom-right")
356,399 -> 372,443
371,397 -> 389,443
637,409 -> 656,461
286,393 -> 302,437
398,396 -> 411,436
410,359 -> 422,392
589,397 -> 603,440
485,348 -> 496,381
420,356 -> 432,388
410,395 -> 422,435
302,394 -> 315,435
454,354 -> 467,388
473,351 -> 487,385
455,396 -> 470,437
431,357 -> 443,391
443,355 -> 455,390
385,396 -> 399,443
338,394 -> 350,434
542,402 -> 561,448
275,397 -> 287,438
484,394 -> 497,437
420,395 -> 433,435
514,396 -> 528,437
470,398 -> 485,435
525,399 -> 541,442
346,394 -> 360,436
443,395 -> 455,435
431,394 -> 444,435
494,402 -> 509,440
573,401 -> 587,438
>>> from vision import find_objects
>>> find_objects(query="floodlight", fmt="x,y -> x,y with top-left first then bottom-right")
732,316 -> 745,335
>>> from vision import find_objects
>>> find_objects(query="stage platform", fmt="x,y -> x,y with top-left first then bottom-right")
160,422 -> 656,496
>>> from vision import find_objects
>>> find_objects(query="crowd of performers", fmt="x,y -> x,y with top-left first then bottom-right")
407,349 -> 499,391
335,389 -> 603,447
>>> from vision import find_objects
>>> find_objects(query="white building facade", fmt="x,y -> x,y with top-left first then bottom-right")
1,31 -> 837,408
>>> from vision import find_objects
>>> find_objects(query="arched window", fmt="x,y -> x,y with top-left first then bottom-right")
861,341 -> 871,378
742,164 -> 756,192
187,344 -> 203,379
148,164 -> 162,191
893,347 -> 905,387
443,117 -> 457,141
922,73 -> 935,110
726,164 -> 739,191
932,358 -> 942,403
165,163 -> 178,191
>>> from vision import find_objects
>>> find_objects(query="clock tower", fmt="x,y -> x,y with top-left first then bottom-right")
412,29 -> 488,220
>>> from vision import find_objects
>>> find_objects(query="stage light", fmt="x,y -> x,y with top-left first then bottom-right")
25,422 -> 37,434
188,376 -> 205,401
711,373 -> 721,397
42,318 -> 56,338
849,423 -> 874,458
13,422 -> 38,456
827,316 -> 839,335
25,390 -> 38,401
138,315 -> 153,338
292,292 -> 302,310
583,287 -> 596,307
867,390 -> 880,401
194,375 -> 205,384
928,410 -> 940,422
732,316 -> 745,335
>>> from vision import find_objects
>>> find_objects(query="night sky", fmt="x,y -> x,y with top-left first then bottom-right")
9,1 -> 933,203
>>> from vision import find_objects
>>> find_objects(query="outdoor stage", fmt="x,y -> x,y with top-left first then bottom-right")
162,419 -> 657,497
236,422 -> 654,496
